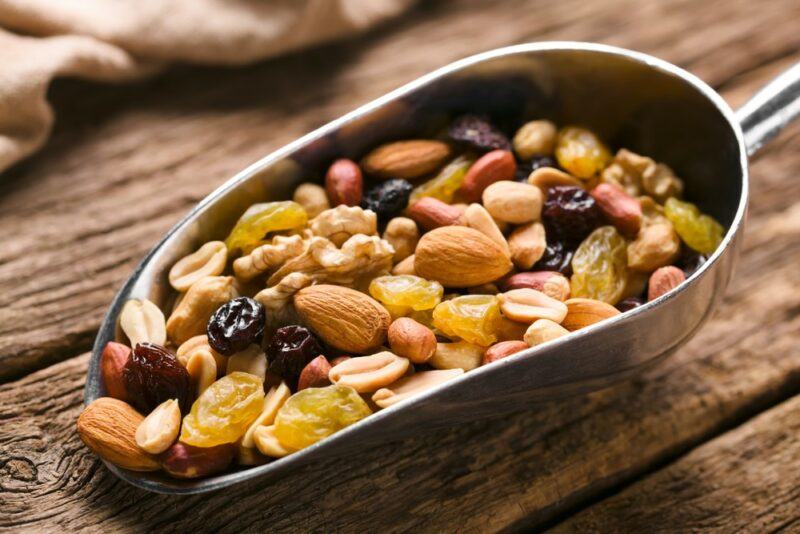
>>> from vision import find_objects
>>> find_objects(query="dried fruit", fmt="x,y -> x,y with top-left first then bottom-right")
533,240 -> 574,276
101,341 -> 131,401
664,198 -> 724,254
410,155 -> 474,204
224,201 -> 308,256
274,385 -> 372,450
206,297 -> 266,356
369,275 -> 443,316
448,114 -> 511,152
554,126 -> 611,178
433,294 -> 501,346
361,178 -> 413,223
168,241 -> 228,292
160,442 -> 235,478
616,296 -> 644,312
459,150 -> 517,202
77,398 -> 159,471
325,159 -> 363,207
361,140 -> 451,180
166,276 -> 239,345
679,250 -> 708,278
542,185 -> 603,245
415,226 -> 512,287
293,183 -> 330,218
328,351 -> 410,393
123,343 -> 191,414
570,226 -> 628,305
180,372 -> 265,447
483,340 -> 529,365
516,156 -> 561,182
372,369 -> 463,408
294,285 -> 391,354
266,325 -> 325,387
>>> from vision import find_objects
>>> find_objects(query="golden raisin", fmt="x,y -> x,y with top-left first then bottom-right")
225,201 -> 308,256
555,126 -> 612,179
664,198 -> 724,254
432,295 -> 501,346
571,226 -> 628,305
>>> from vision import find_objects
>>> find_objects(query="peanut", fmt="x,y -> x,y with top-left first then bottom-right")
135,398 -> 181,454
481,180 -> 543,224
483,340 -> 529,365
388,317 -> 437,364
407,197 -> 464,230
524,319 -> 569,346
501,271 -> 571,302
372,369 -> 464,408
513,120 -> 557,160
297,356 -> 332,390
562,298 -> 621,331
325,158 -> 363,206
497,288 -> 568,324
226,345 -> 267,381
293,182 -> 330,218
648,266 -> 686,301
119,298 -> 166,349
328,352 -> 410,393
430,341 -> 484,371
168,241 -> 227,292
507,222 -> 546,270
527,166 -> 583,193
185,348 -> 217,397
254,425 -> 295,458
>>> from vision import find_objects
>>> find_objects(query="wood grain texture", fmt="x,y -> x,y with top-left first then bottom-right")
2,0 -> 800,531
552,395 -> 800,533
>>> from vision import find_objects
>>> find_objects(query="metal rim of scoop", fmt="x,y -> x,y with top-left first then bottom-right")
85,41 -> 800,494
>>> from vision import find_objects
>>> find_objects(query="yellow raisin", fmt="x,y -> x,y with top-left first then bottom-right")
571,226 -> 628,305
555,126 -> 612,179
409,155 -> 475,204
664,198 -> 724,254
225,201 -> 308,256
432,295 -> 501,346
180,372 -> 265,447
369,275 -> 444,313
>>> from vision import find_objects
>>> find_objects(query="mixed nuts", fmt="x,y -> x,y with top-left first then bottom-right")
78,115 -> 725,479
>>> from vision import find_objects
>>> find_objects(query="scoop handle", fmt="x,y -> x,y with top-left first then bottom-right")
736,62 -> 800,156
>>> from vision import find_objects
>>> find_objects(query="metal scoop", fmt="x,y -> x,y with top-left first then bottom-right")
86,42 -> 800,493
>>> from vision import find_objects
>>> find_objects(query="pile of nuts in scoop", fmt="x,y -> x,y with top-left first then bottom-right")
78,115 -> 725,478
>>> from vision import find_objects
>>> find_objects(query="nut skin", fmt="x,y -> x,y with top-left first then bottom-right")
101,341 -> 131,401
361,140 -> 452,180
459,150 -> 517,202
647,265 -> 686,301
388,317 -> 437,364
160,442 -> 235,479
406,197 -> 464,231
293,183 -> 330,218
325,159 -> 363,206
561,298 -> 621,331
297,355 -> 332,390
77,397 -> 159,471
500,271 -> 571,302
590,183 -> 642,236
482,340 -> 528,365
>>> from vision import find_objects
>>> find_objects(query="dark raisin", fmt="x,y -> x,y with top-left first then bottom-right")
361,178 -> 413,223
542,186 -> 603,245
514,156 -> 560,182
533,240 -> 574,276
123,343 -> 191,413
207,297 -> 265,356
678,249 -> 708,278
616,297 -> 645,313
448,114 -> 511,152
266,325 -> 324,388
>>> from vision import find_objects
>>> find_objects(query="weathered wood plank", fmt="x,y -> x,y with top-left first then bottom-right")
2,0 -> 800,380
551,394 -> 800,533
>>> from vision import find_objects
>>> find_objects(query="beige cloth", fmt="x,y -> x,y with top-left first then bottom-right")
0,0 -> 414,173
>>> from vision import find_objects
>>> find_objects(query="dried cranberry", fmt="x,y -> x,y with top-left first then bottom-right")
266,325 -> 324,388
449,114 -> 511,152
616,297 -> 644,313
123,343 -> 191,413
533,240 -> 574,276
542,186 -> 603,245
361,178 -> 413,223
207,297 -> 265,356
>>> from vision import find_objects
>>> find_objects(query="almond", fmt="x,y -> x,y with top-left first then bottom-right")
297,355 -> 332,390
590,183 -> 642,236
361,140 -> 451,180
483,340 -> 529,365
101,341 -> 131,401
77,397 -> 159,471
294,285 -> 391,353
500,271 -> 571,301
414,225 -> 512,287
459,150 -> 516,201
388,317 -> 437,364
648,266 -> 686,301
407,197 -> 464,230
562,298 -> 621,331
325,158 -> 363,206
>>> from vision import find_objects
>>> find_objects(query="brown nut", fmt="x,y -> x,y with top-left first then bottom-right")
388,317 -> 437,364
497,288 -> 568,324
648,266 -> 686,301
481,180 -> 543,224
407,197 -> 464,231
168,241 -> 228,292
482,340 -> 529,365
160,442 -> 234,479
293,182 -> 330,218
328,351 -> 410,393
392,254 -> 417,276
430,341 -> 484,371
500,271 -> 571,301
527,167 -> 583,193
166,276 -> 238,345
513,120 -> 557,160
459,149 -> 517,202
495,316 -> 529,342
562,298 -> 621,331
101,341 -> 131,401
383,217 -> 419,263
590,183 -> 642,236
372,369 -> 464,409
524,319 -> 570,346
325,158 -> 363,206
135,398 -> 181,454
77,397 -> 159,471
508,222 -> 547,270
297,355 -> 332,390
361,140 -> 451,180
463,203 -> 510,256
120,298 -> 166,349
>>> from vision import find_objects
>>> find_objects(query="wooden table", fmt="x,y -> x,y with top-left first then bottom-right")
2,0 -> 800,531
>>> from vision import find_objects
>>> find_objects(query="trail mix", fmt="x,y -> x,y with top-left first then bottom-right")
78,116 -> 725,479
